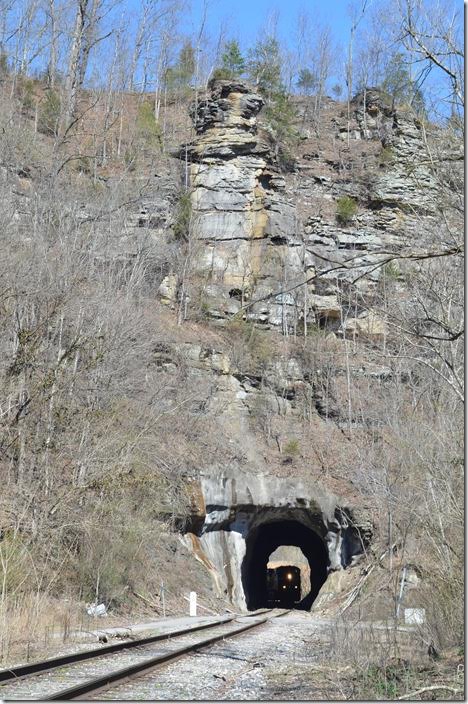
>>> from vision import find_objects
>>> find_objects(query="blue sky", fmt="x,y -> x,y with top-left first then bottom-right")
186,0 -> 354,50
174,0 -> 462,119
171,0 -> 357,91
104,0 -> 461,120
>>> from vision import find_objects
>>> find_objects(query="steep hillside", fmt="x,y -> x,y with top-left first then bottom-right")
0,73 -> 463,676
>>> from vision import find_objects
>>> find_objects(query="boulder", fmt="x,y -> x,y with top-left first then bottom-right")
341,311 -> 388,340
159,274 -> 178,305
310,294 -> 342,319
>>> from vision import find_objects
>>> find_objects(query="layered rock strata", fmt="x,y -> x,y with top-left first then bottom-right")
172,79 -> 313,329
166,83 -> 440,336
287,88 -> 442,336
352,88 -> 438,213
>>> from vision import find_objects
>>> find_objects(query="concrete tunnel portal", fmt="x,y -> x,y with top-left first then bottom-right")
185,475 -> 369,612
241,519 -> 329,611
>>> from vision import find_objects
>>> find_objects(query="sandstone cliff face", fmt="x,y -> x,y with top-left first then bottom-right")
173,79 -> 312,330
352,89 -> 438,213
283,87 -> 445,338
167,81 -> 442,337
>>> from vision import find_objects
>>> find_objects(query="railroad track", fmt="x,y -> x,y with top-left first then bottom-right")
0,609 -> 288,700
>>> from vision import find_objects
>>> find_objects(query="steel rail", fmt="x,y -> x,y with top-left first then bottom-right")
0,615 -> 238,684
42,614 -> 280,701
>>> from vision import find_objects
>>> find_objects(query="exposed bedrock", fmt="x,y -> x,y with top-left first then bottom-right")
352,88 -> 439,214
183,472 -> 372,611
167,82 -> 439,333
173,79 -> 312,330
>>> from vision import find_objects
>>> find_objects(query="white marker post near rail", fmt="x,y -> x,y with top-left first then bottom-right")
189,591 -> 197,616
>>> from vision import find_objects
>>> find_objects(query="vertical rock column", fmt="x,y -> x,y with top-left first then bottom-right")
172,79 -> 314,330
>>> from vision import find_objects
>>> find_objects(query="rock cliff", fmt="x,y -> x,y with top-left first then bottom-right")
167,80 -> 445,338
172,79 -> 312,330
352,88 -> 438,213
155,80 -> 459,613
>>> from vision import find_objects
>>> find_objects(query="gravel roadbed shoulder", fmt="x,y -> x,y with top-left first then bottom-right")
96,614 -> 337,700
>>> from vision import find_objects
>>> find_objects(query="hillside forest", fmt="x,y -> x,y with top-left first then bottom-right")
0,0 -> 463,697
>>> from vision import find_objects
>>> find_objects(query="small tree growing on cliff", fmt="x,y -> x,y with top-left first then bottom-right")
381,52 -> 426,115
213,40 -> 245,80
247,36 -> 283,100
246,36 -> 298,169
264,90 -> 299,169
336,196 -> 358,225
297,68 -> 318,95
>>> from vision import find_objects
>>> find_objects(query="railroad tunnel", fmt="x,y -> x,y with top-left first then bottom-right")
183,474 -> 371,612
241,519 -> 329,611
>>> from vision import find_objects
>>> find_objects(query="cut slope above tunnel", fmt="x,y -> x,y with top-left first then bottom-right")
241,519 -> 329,611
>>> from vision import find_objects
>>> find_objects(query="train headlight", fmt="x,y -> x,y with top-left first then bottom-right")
287,573 -> 293,581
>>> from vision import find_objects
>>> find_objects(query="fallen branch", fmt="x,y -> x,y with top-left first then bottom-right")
398,685 -> 461,700
132,590 -> 160,611
339,565 -> 376,613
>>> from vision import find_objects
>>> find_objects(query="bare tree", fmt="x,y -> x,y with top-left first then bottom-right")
61,0 -> 114,133
44,0 -> 60,87
397,0 -> 464,113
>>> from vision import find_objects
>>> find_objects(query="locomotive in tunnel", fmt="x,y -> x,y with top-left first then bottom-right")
266,565 -> 301,607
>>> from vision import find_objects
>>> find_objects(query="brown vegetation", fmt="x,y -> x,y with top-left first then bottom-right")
0,1 -> 463,699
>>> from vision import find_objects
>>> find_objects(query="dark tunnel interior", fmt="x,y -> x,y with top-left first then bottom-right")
241,520 -> 329,611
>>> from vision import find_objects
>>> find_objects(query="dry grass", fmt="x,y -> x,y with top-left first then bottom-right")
0,593 -> 90,664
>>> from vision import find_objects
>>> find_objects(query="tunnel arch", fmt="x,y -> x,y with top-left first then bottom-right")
241,519 -> 329,611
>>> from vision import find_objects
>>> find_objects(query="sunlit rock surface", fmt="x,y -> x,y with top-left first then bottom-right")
174,79 -> 312,329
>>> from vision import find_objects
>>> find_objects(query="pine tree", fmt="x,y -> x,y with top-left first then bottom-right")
246,36 -> 298,169
221,40 -> 245,78
164,40 -> 195,96
264,90 -> 299,169
212,40 -> 245,81
297,68 -> 318,95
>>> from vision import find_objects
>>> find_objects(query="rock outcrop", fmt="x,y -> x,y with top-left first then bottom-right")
173,79 -> 313,329
352,88 -> 438,213
167,83 -> 441,335
285,88 -> 443,331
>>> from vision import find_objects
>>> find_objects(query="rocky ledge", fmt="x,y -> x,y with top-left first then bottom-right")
163,82 -> 441,335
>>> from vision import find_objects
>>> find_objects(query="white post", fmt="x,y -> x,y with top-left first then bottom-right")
189,591 -> 197,616
396,566 -> 407,619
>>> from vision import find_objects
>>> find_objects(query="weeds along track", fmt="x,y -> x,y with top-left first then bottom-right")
0,609 -> 288,700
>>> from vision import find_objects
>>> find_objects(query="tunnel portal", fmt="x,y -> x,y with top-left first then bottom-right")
241,519 -> 329,611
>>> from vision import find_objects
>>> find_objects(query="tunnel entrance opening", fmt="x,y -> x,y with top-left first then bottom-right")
267,545 -> 311,601
241,520 -> 329,611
